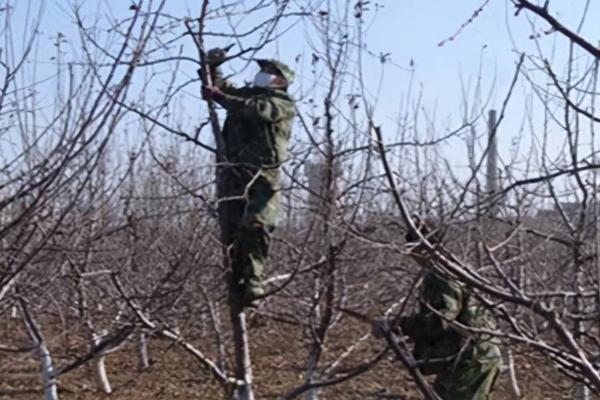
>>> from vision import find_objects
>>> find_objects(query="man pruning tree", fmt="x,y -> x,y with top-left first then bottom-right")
202,48 -> 295,307
401,219 -> 501,399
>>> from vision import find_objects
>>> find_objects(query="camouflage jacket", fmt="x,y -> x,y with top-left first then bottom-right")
401,272 -> 497,374
211,68 -> 295,170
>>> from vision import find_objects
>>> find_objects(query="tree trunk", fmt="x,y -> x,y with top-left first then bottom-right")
92,331 -> 112,394
229,300 -> 254,400
191,3 -> 255,396
39,341 -> 59,400
302,356 -> 319,400
20,300 -> 59,400
137,331 -> 150,370
506,348 -> 521,399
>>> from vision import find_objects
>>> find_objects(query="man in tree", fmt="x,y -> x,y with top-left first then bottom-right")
401,219 -> 501,399
202,48 -> 295,306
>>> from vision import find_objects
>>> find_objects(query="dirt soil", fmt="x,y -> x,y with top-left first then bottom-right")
0,316 -> 595,400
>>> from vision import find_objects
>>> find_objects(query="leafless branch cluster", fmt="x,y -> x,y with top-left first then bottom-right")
1,1 -> 600,399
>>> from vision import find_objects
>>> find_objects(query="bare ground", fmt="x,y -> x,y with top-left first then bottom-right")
0,316 -> 594,399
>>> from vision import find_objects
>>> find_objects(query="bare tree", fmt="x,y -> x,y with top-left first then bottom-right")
3,1 -> 600,399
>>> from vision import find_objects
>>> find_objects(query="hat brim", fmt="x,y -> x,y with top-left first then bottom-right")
255,59 -> 285,78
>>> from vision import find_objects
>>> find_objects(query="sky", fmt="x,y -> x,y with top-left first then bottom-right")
5,0 -> 600,182
369,0 -> 600,121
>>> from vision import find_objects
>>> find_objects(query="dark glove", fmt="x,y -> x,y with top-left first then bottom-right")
202,85 -> 224,101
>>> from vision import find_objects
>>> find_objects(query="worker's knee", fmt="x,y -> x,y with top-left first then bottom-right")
234,220 -> 271,251
239,217 -> 275,234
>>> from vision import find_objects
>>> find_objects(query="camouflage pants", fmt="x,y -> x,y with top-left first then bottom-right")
433,343 -> 501,400
218,165 -> 280,291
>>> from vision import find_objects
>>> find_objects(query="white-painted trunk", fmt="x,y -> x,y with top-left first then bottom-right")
20,301 -> 59,400
506,348 -> 521,399
39,341 -> 59,400
137,331 -> 150,370
303,355 -> 319,400
230,305 -> 254,400
92,332 -> 112,394
303,383 -> 319,400
93,356 -> 112,394
303,390 -> 318,400
574,383 -> 590,400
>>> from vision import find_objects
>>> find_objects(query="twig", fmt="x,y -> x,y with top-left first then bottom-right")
513,0 -> 600,60
111,274 -> 237,389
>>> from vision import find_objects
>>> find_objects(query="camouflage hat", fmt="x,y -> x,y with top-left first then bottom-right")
255,59 -> 295,85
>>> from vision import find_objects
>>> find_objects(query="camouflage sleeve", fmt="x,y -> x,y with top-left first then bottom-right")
399,314 -> 419,339
216,93 -> 295,123
400,273 -> 464,339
